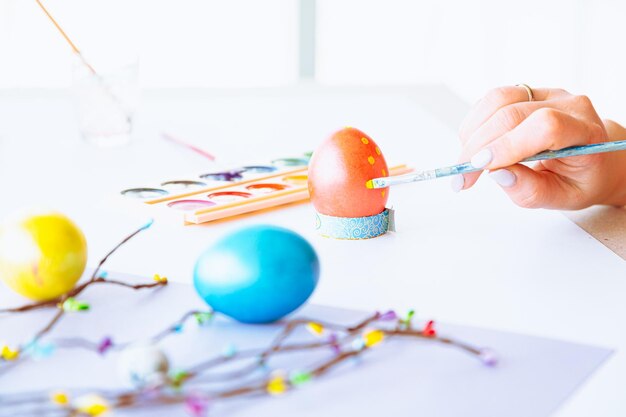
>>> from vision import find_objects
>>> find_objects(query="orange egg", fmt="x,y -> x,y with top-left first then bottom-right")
308,127 -> 389,218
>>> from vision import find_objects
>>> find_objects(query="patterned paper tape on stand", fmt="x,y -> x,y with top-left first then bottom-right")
315,209 -> 391,240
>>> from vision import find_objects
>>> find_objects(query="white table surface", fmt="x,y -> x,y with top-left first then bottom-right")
0,84 -> 624,416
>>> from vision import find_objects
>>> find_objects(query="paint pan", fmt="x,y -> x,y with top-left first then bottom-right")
246,183 -> 289,194
167,200 -> 216,211
282,175 -> 308,185
271,158 -> 309,167
200,171 -> 244,181
121,188 -> 169,199
241,166 -> 277,174
161,180 -> 207,191
208,191 -> 252,202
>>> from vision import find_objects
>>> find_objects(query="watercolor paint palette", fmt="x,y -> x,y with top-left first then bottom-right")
119,154 -> 410,225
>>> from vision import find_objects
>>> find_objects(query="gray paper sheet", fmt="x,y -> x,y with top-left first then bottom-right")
0,273 -> 612,416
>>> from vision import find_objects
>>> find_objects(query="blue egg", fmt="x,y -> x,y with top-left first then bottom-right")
193,225 -> 320,323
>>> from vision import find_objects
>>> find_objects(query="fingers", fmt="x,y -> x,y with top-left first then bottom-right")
457,102 -> 541,189
488,164 -> 586,209
462,95 -> 598,164
457,96 -> 605,191
470,108 -> 605,171
454,87 -> 570,192
454,87 -> 609,209
458,86 -> 565,144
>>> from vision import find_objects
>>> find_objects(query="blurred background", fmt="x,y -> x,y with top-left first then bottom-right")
0,0 -> 624,121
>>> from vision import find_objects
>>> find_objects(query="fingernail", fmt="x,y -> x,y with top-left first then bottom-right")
470,148 -> 493,168
450,175 -> 464,193
489,169 -> 517,188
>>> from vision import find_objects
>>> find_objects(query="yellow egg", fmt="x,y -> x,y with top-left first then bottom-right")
0,211 -> 87,301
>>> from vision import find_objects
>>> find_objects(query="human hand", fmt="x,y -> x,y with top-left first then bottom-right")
453,86 -> 626,209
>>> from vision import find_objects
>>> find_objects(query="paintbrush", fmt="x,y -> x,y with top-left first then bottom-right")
35,0 -> 131,123
366,139 -> 626,189
35,0 -> 97,74
162,132 -> 216,162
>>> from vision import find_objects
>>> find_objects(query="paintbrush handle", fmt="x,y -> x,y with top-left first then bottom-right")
370,139 -> 626,189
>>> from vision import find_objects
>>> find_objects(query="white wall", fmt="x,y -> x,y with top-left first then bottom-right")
316,0 -> 626,121
1,0 -> 624,120
0,0 -> 299,88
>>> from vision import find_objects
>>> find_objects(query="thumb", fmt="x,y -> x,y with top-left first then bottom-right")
488,164 -> 582,209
